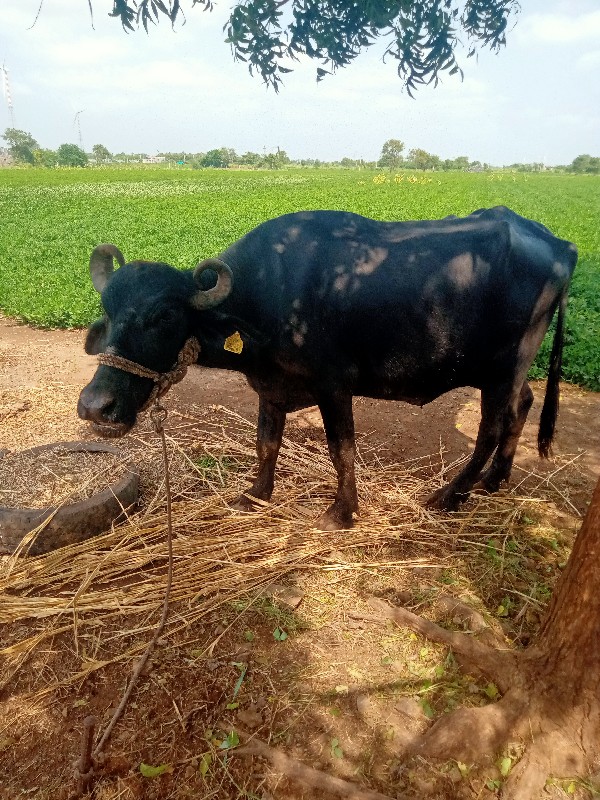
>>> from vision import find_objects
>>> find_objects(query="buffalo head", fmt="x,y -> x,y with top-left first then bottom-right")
77,243 -> 233,437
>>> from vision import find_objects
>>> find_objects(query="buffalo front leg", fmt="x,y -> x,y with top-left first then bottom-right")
232,396 -> 286,511
315,393 -> 358,531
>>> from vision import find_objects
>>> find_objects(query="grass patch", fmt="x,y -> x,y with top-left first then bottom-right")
1,168 -> 599,388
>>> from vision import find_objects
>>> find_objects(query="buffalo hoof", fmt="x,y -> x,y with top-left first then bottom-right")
230,493 -> 263,512
474,469 -> 507,495
314,503 -> 354,531
425,485 -> 467,512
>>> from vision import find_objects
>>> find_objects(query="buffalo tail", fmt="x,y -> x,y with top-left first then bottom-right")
538,289 -> 568,458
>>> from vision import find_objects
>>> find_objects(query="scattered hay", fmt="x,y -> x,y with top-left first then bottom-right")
0,403 -> 582,800
0,406 -> 553,691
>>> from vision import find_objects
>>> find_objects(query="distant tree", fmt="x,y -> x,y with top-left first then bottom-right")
407,148 -> 440,170
102,1 -> 519,94
239,151 -> 263,167
159,151 -> 187,162
2,128 -> 39,164
570,154 -> 600,174
440,155 -> 471,170
57,143 -> 88,167
201,148 -> 232,168
32,148 -> 57,168
340,157 -> 365,169
453,155 -> 470,171
92,143 -> 112,163
378,139 -> 405,170
262,149 -> 290,170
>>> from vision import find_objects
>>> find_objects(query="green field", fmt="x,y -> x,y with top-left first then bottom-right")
1,168 -> 599,388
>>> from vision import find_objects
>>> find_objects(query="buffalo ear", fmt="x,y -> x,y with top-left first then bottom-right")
85,318 -> 109,355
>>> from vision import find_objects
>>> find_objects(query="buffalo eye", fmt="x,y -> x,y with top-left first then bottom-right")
149,308 -> 179,329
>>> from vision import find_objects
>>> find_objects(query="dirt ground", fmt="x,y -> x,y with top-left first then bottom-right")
1,314 -> 600,800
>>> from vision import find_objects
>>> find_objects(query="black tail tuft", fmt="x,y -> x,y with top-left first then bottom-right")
538,291 -> 567,458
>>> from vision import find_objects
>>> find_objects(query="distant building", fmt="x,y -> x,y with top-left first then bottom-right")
142,156 -> 166,164
0,147 -> 14,166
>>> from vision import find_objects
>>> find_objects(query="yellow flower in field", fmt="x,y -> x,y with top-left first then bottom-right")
394,174 -> 404,183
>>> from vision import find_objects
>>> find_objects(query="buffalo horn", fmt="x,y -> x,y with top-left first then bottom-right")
191,258 -> 233,310
89,244 -> 126,293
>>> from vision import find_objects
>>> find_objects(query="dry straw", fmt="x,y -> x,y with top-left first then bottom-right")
0,405 -> 540,700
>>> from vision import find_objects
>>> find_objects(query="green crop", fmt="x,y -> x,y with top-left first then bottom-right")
0,167 -> 598,388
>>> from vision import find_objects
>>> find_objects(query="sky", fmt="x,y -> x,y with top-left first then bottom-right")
0,0 -> 599,166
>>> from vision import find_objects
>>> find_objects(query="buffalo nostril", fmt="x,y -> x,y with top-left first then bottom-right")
77,388 -> 117,423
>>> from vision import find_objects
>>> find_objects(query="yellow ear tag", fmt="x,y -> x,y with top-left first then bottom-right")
224,331 -> 244,354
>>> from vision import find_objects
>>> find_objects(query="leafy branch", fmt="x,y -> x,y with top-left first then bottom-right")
104,0 -> 520,92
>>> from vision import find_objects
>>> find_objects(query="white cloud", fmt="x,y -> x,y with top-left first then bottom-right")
43,37 -> 129,67
577,50 -> 600,70
518,10 -> 600,44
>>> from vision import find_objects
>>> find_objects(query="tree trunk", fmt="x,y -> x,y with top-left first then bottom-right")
361,476 -> 600,799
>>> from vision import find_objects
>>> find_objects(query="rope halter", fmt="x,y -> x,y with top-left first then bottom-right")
97,336 -> 201,412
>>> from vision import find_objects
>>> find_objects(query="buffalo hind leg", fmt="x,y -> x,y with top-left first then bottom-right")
315,393 -> 358,531
232,396 -> 286,511
427,388 -> 508,511
478,381 -> 534,493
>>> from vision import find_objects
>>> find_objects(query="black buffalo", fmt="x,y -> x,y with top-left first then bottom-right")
78,207 -> 577,529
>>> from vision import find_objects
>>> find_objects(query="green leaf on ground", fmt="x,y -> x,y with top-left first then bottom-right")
139,762 -> 173,778
498,756 -> 512,777
219,730 -> 240,750
199,752 -> 212,777
330,738 -> 344,758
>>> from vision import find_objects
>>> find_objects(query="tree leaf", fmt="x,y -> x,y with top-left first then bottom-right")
498,756 -> 512,777
420,699 -> 435,718
139,762 -> 173,778
219,730 -> 240,750
330,738 -> 344,758
199,752 -> 212,777
232,663 -> 247,698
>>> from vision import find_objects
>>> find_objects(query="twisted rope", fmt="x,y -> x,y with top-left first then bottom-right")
97,336 -> 201,411
91,403 -> 174,765
73,338 -> 198,791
